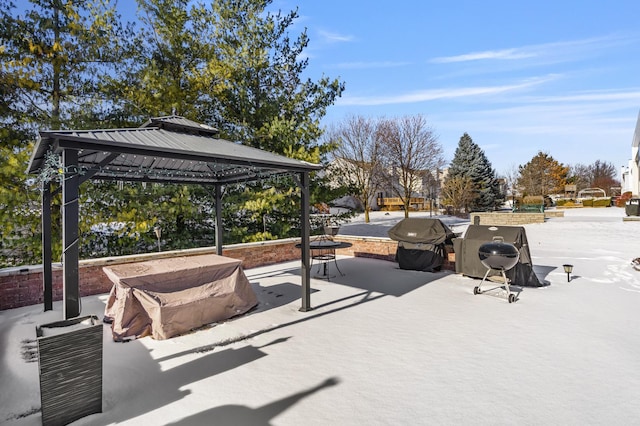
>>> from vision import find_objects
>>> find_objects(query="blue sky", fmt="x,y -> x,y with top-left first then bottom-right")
276,0 -> 640,175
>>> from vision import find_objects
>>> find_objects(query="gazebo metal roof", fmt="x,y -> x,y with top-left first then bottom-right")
27,115 -> 321,185
27,116 -> 316,318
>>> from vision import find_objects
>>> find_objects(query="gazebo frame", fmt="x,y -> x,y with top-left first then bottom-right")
27,116 -> 320,319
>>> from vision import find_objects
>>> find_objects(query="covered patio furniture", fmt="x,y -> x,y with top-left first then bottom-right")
388,218 -> 456,272
103,253 -> 257,340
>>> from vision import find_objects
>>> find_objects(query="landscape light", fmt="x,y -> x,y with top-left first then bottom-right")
154,226 -> 162,252
563,264 -> 573,282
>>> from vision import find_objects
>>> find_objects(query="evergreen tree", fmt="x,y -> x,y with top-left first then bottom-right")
205,0 -> 345,160
1,0 -> 346,265
0,0 -> 134,129
0,0 -> 133,267
106,0 -> 220,124
81,0 -> 222,253
106,0 -> 345,243
112,0 -> 344,161
202,0 -> 345,238
446,133 -> 501,212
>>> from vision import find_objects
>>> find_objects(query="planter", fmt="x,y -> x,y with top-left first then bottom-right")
323,226 -> 340,236
36,315 -> 103,426
514,204 -> 544,213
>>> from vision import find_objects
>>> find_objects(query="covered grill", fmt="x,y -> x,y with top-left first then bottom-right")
387,218 -> 456,272
453,224 -> 544,288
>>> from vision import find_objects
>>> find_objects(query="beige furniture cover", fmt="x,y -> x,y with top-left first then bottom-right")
103,254 -> 257,340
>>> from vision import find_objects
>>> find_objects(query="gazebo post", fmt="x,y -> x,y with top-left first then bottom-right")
299,171 -> 312,311
215,184 -> 223,255
42,180 -> 53,311
62,149 -> 81,319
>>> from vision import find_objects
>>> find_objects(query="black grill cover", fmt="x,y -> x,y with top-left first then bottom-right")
388,218 -> 456,272
455,224 -> 545,287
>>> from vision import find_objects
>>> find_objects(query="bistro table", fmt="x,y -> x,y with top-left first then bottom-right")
297,237 -> 352,280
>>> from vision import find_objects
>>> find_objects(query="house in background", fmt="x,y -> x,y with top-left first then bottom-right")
325,156 -> 449,212
376,168 -> 448,212
621,110 -> 640,196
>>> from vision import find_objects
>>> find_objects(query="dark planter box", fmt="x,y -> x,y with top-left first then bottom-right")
626,199 -> 640,216
36,315 -> 103,426
514,204 -> 544,213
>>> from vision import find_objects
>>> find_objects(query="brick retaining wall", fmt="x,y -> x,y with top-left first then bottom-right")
544,210 -> 565,218
470,212 -> 546,225
333,235 -> 454,270
469,210 -> 565,226
333,236 -> 397,261
0,236 -> 457,311
0,239 -> 301,311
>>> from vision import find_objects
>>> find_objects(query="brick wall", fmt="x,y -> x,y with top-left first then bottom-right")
544,210 -> 565,218
333,236 -> 397,261
470,212 -> 545,225
333,236 -> 454,271
0,264 -> 113,311
221,240 -> 300,269
0,236 -> 455,311
0,240 -> 301,311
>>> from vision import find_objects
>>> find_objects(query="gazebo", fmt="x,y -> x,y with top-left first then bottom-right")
27,116 -> 321,319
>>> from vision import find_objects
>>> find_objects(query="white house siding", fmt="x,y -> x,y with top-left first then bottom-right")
622,110 -> 640,196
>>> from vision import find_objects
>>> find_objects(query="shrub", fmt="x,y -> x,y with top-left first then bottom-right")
593,198 -> 611,207
558,199 -> 579,207
523,195 -> 544,204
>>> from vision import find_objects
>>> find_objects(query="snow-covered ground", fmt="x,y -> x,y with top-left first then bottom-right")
2,207 -> 640,425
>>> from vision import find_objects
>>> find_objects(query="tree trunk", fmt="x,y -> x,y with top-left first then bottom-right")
52,3 -> 61,129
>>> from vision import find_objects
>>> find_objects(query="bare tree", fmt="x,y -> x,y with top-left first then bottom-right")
441,176 -> 475,215
422,170 -> 440,215
501,163 -> 520,208
569,160 -> 620,195
568,163 -> 591,191
590,160 -> 620,193
326,115 -> 383,223
379,115 -> 444,218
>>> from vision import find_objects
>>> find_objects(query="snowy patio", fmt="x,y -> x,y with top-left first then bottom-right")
2,207 -> 640,425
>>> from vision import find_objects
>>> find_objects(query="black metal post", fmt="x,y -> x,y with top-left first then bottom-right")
42,180 -> 53,311
215,184 -> 223,255
299,171 -> 312,311
62,149 -> 80,319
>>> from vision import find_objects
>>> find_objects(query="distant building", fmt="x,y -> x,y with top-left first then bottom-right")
376,168 -> 448,211
324,156 -> 450,211
621,110 -> 640,196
